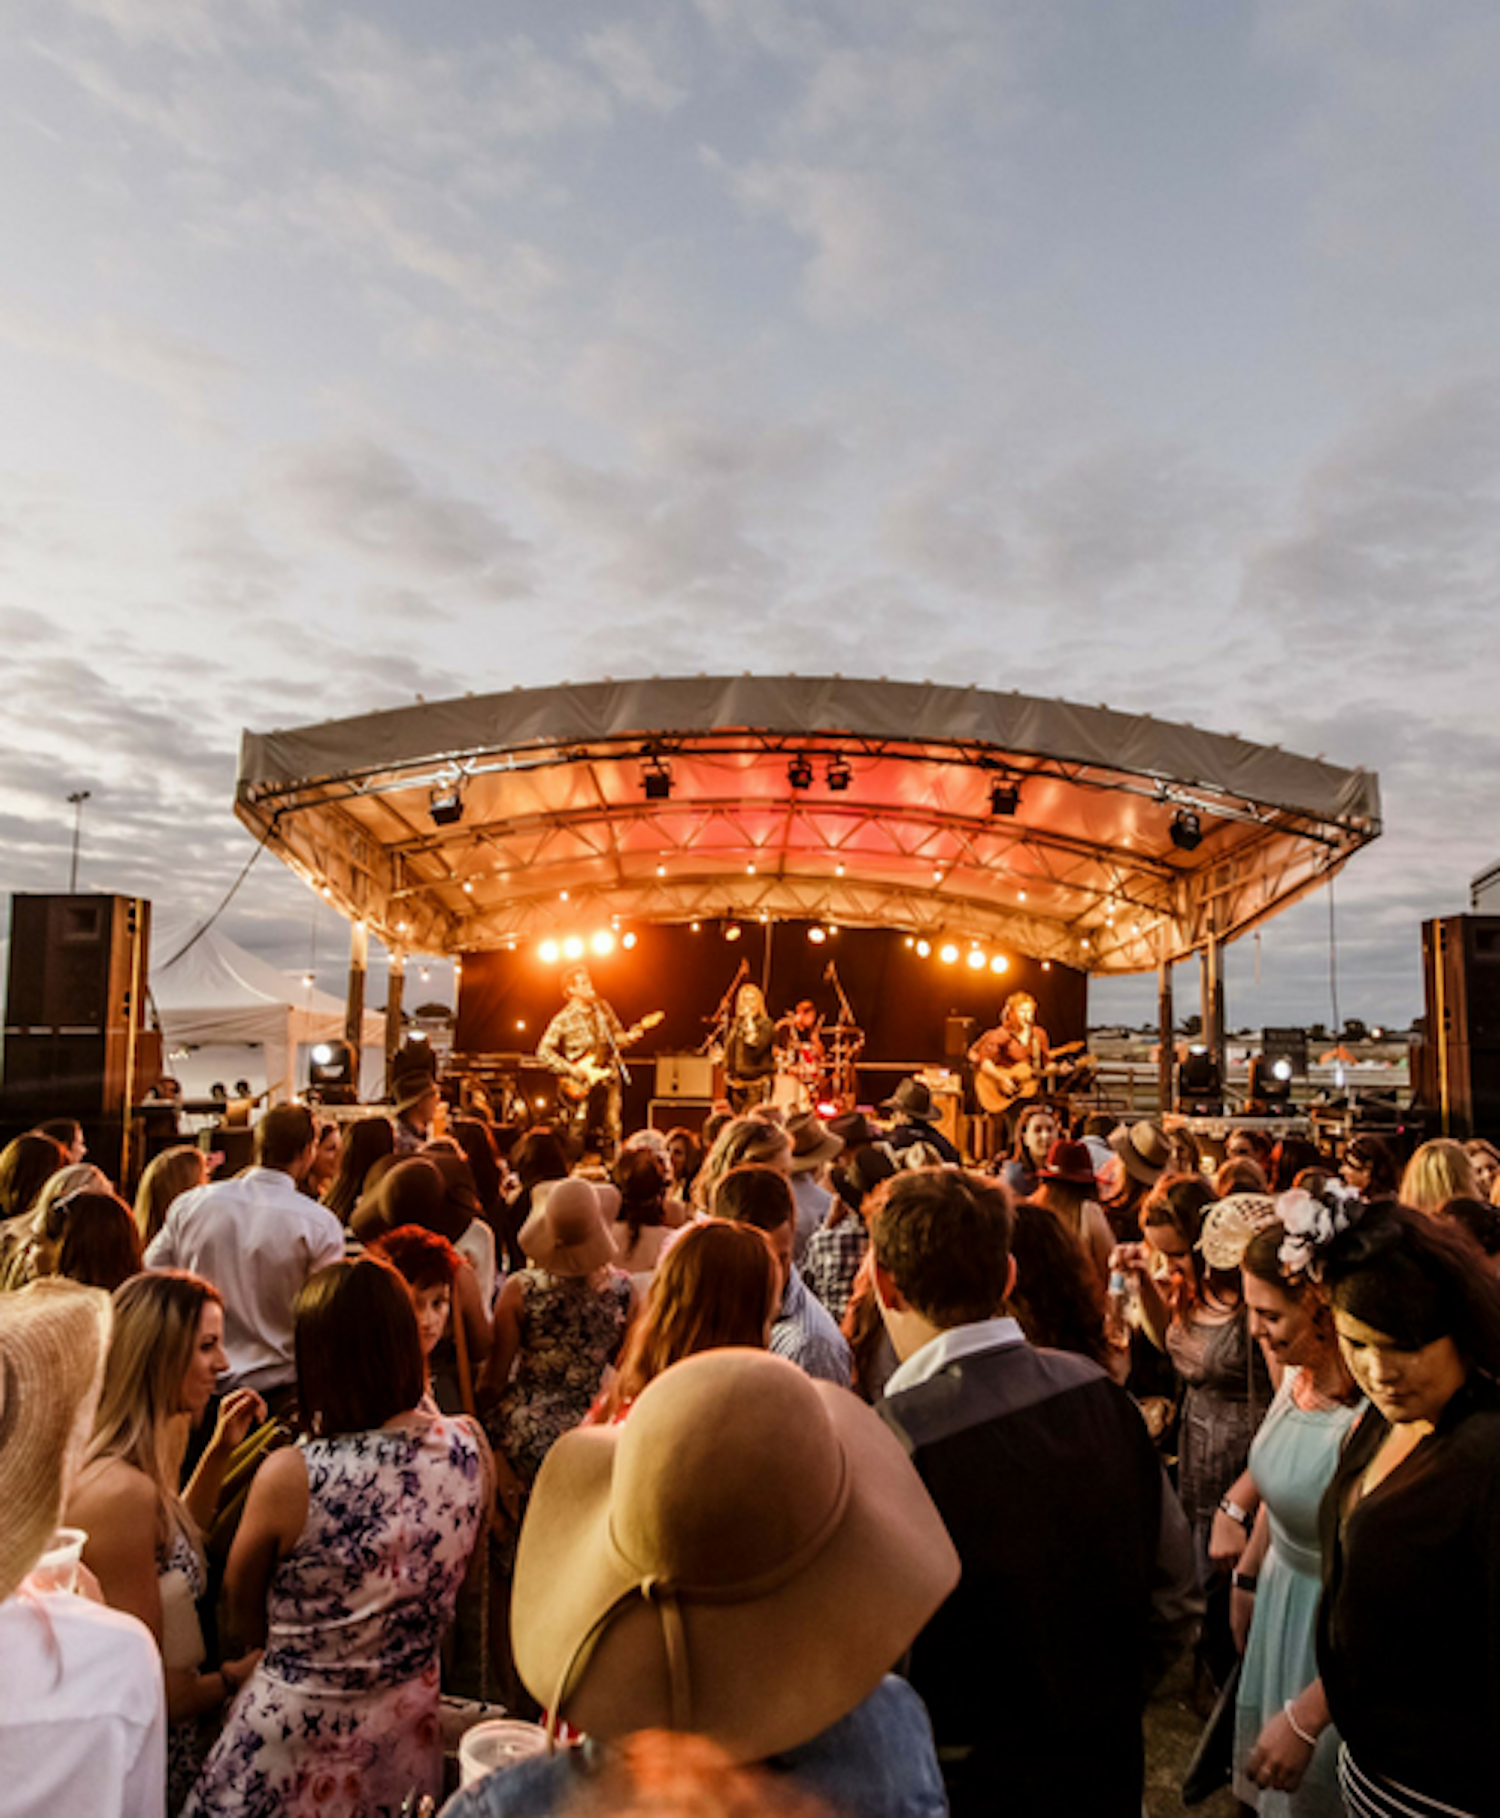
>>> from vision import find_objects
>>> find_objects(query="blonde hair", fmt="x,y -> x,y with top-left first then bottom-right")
133,1145 -> 206,1247
1400,1138 -> 1479,1215
694,1116 -> 792,1210
86,1271 -> 220,1550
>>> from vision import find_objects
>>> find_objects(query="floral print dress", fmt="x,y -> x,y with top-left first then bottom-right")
183,1412 -> 487,1818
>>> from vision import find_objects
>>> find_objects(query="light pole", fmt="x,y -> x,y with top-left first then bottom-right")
67,790 -> 91,892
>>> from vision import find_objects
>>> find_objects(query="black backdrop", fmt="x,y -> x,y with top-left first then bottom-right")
456,922 -> 1086,1121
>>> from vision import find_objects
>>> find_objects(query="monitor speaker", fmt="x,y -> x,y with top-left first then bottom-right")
1421,916 -> 1500,1136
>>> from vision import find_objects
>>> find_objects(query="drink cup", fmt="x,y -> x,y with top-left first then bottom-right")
458,1719 -> 549,1785
29,1527 -> 87,1594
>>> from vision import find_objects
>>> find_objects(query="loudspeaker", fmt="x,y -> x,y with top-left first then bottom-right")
944,1016 -> 976,1061
654,1054 -> 717,1100
1421,916 -> 1500,1136
2,895 -> 152,1129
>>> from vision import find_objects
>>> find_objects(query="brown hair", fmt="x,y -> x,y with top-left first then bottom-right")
872,1168 -> 1014,1329
254,1104 -> 317,1170
44,1190 -> 143,1292
294,1257 -> 425,1436
598,1223 -> 779,1418
710,1164 -> 794,1233
133,1145 -> 205,1248
323,1117 -> 396,1222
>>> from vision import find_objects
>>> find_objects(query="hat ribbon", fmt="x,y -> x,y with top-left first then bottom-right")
547,1440 -> 851,1741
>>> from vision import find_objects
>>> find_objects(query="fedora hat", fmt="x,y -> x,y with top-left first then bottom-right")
881,1077 -> 939,1121
518,1176 -> 618,1276
785,1110 -> 843,1174
826,1110 -> 877,1149
512,1348 -> 959,1761
1109,1120 -> 1173,1188
1037,1139 -> 1098,1189
394,1073 -> 440,1117
0,1279 -> 112,1602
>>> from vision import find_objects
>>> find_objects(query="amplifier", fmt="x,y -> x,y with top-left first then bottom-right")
654,1054 -> 717,1100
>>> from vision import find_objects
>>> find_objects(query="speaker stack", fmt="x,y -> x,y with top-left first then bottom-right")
2,894 -> 154,1167
1420,915 -> 1500,1139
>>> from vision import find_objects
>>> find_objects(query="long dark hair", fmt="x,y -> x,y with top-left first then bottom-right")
1006,1201 -> 1110,1368
1320,1201 -> 1500,1368
324,1117 -> 396,1222
614,1148 -> 669,1241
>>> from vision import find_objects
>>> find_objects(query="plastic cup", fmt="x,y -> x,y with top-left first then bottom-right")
458,1719 -> 549,1785
29,1526 -> 87,1594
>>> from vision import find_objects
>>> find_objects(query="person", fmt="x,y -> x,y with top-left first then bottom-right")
441,1347 -> 958,1818
694,1113 -> 794,1212
0,1279 -> 168,1818
0,1160 -> 112,1289
502,1126 -> 572,1272
321,1114 -> 396,1224
67,1271 -> 267,1810
1114,1178 -> 1274,1696
537,966 -> 632,1160
185,1256 -> 491,1817
135,1145 -> 211,1250
665,1125 -> 705,1200
479,1177 -> 634,1528
1030,1136 -> 1114,1280
392,1071 -> 443,1154
776,998 -> 827,1108
1297,1203 -> 1500,1816
145,1105 -> 344,1405
365,1222 -> 463,1401
785,1109 -> 844,1261
1463,1136 -> 1500,1201
0,1130 -> 66,1265
610,1146 -> 676,1278
804,1144 -> 897,1324
451,1115 -> 508,1246
995,1101 -> 1059,1199
589,1219 -> 780,1422
724,981 -> 779,1111
1438,1194 -> 1500,1264
871,1167 -> 1197,1817
299,1118 -> 340,1200
1225,1128 -> 1275,1173
1399,1136 -> 1479,1214
1005,1197 -> 1112,1367
33,1187 -> 144,1291
711,1163 -> 852,1386
1338,1132 -> 1399,1200
35,1116 -> 88,1165
967,991 -> 1051,1153
1194,1193 -> 1364,1818
881,1078 -> 960,1165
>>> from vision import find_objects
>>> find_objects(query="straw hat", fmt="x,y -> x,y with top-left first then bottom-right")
1108,1120 -> 1173,1188
518,1176 -> 618,1276
786,1110 -> 843,1174
512,1348 -> 959,1761
1198,1194 -> 1279,1272
0,1279 -> 112,1601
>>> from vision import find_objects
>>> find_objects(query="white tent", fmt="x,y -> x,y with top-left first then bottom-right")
150,918 -> 386,1102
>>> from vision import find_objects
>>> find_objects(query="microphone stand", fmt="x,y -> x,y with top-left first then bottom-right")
700,958 -> 749,1055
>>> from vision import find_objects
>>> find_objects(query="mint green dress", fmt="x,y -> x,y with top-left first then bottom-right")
1233,1369 -> 1363,1816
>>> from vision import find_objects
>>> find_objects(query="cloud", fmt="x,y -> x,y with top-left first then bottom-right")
582,17 -> 689,114
254,438 -> 536,600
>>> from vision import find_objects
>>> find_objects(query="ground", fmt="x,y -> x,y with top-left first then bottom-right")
1146,1651 -> 1243,1818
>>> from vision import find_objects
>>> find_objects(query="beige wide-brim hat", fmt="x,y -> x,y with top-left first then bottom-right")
1109,1119 -> 1173,1188
518,1176 -> 618,1276
1198,1194 -> 1279,1272
0,1279 -> 112,1601
786,1110 -> 844,1174
512,1348 -> 960,1762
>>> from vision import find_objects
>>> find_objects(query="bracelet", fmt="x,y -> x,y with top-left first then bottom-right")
1218,1495 -> 1252,1530
1231,1570 -> 1258,1593
1282,1700 -> 1318,1747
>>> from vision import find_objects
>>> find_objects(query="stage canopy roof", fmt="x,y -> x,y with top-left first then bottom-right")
236,675 -> 1381,976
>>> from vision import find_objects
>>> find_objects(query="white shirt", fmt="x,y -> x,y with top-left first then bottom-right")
0,1590 -> 165,1818
884,1315 -> 1026,1397
145,1166 -> 344,1392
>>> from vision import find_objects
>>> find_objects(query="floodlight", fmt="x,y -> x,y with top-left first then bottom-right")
1170,809 -> 1204,851
788,755 -> 814,790
429,787 -> 464,826
989,780 -> 1020,816
826,757 -> 852,791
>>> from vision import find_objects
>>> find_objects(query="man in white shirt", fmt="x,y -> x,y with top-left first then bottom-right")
146,1104 -> 344,1399
0,1280 -> 167,1818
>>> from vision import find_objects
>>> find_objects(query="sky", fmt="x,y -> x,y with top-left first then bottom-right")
2,0 -> 1498,1033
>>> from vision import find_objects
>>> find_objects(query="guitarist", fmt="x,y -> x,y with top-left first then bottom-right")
537,966 -> 633,1161
968,991 -> 1052,1156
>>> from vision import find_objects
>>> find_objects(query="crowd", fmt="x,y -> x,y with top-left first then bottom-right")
2,1087 -> 1499,1818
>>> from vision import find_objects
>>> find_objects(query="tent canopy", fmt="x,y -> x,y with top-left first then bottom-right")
235,675 -> 1382,974
151,916 -> 384,1095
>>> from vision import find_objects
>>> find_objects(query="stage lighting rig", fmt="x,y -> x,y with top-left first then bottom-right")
825,757 -> 852,791
787,754 -> 814,790
1170,809 -> 1204,851
1176,1044 -> 1223,1115
989,779 -> 1020,816
429,786 -> 464,826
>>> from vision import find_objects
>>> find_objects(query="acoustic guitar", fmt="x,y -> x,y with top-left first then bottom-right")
557,1011 -> 665,1103
974,1039 -> 1092,1116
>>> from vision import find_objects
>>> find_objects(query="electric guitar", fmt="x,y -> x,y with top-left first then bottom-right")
557,1011 -> 665,1103
974,1040 -> 1092,1116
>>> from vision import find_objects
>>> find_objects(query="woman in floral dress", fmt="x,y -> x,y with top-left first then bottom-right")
184,1256 -> 489,1818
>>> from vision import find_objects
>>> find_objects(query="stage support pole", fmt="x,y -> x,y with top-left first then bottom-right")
1200,934 -> 1225,1080
384,952 -> 405,1090
1157,961 -> 1174,1118
345,920 -> 368,1054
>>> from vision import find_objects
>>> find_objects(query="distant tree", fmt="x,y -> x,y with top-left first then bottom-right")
1177,1014 -> 1203,1038
412,1002 -> 454,1020
1306,1022 -> 1329,1042
1341,1017 -> 1368,1043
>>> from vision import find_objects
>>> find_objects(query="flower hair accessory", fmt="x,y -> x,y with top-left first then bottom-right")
1198,1194 -> 1279,1272
1276,1181 -> 1359,1277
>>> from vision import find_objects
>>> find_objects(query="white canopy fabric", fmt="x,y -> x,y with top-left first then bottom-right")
150,917 -> 384,1098
235,675 -> 1382,974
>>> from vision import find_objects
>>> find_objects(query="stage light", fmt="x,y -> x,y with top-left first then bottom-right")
419,967 -> 430,982
939,943 -> 959,965
1177,1045 -> 1223,1115
535,1096 -> 547,1108
656,863 -> 667,877
988,780 -> 1020,816
1041,960 -> 1051,971
826,757 -> 852,791
1170,809 -> 1204,851
966,949 -> 986,969
905,936 -> 915,948
808,927 -> 827,944
623,931 -> 638,949
516,1020 -> 526,1032
563,936 -> 585,960
311,1043 -> 333,1066
990,955 -> 1008,973
308,1038 -> 356,1103
396,920 -> 409,935
429,787 -> 464,826
915,939 -> 931,957
462,880 -> 473,894
1272,1058 -> 1293,1082
560,890 -> 569,902
746,863 -> 757,875
834,862 -> 845,877
642,761 -> 673,800
1246,1053 -> 1293,1114
787,755 -> 813,790
1017,890 -> 1027,903
591,931 -> 615,956
690,921 -> 701,933
539,939 -> 560,963
724,924 -> 742,941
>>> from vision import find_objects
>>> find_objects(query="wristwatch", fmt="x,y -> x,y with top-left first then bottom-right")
1231,1570 -> 1258,1593
1218,1495 -> 1252,1530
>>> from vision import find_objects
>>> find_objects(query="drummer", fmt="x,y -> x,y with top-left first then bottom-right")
775,999 -> 827,1109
